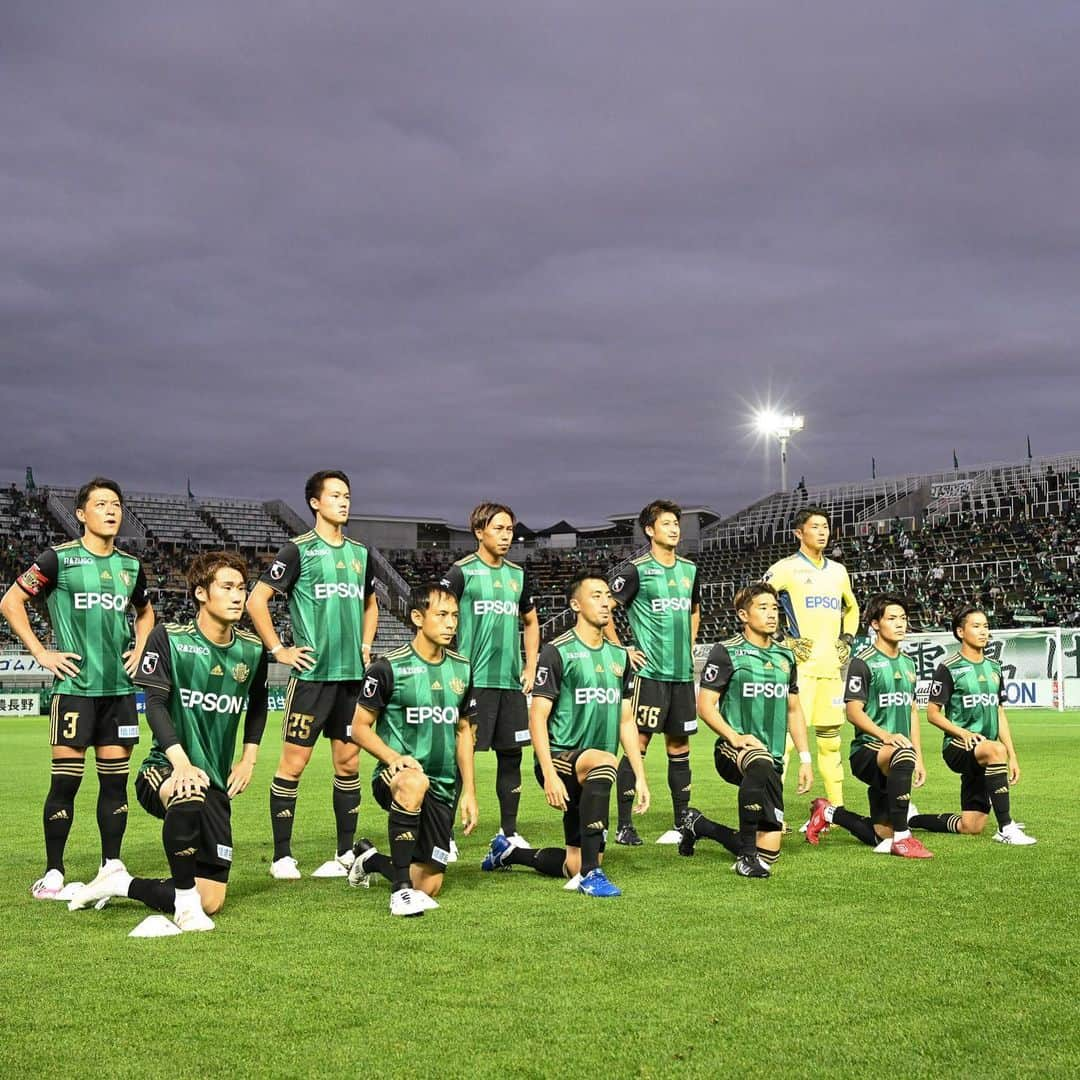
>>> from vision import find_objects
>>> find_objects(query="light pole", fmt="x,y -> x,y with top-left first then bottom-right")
755,410 -> 805,492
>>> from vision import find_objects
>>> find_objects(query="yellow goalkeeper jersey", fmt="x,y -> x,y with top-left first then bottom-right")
763,551 -> 859,678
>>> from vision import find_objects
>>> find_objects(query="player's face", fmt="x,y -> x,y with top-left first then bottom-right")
76,488 -> 123,539
958,611 -> 990,650
311,479 -> 350,525
200,567 -> 247,624
414,593 -> 459,646
648,512 -> 681,549
796,515 -> 830,553
874,605 -> 908,645
571,580 -> 612,629
477,512 -> 515,558
739,594 -> 779,636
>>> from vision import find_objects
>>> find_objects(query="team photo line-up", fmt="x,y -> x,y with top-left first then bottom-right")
0,470 -> 1037,931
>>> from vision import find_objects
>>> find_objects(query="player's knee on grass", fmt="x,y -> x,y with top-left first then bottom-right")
411,864 -> 444,897
959,811 -> 989,835
391,768 -> 429,809
197,880 -> 227,914
563,847 -> 582,878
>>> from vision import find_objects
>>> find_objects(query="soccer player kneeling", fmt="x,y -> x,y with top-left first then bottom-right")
67,552 -> 267,933
480,572 -> 648,896
908,605 -> 1035,846
805,594 -> 932,858
347,583 -> 478,916
681,584 -> 813,878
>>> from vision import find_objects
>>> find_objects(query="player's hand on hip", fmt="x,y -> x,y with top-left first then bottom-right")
796,763 -> 814,794
279,646 -> 316,672
173,763 -> 209,799
543,774 -> 568,811
38,650 -> 81,679
627,648 -> 647,671
459,791 -> 479,836
633,780 -> 650,815
226,758 -> 256,798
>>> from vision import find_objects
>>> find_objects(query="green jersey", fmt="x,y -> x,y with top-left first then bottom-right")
16,541 -> 148,696
259,530 -> 376,682
533,631 -> 633,755
441,555 -> 535,690
358,645 -> 475,803
929,653 -> 1006,747
699,634 -> 799,768
844,647 -> 917,751
135,621 -> 268,793
608,553 -> 699,682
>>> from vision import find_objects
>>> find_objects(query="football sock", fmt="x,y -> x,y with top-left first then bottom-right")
332,773 -> 362,856
388,801 -> 421,892
666,751 -> 692,827
829,806 -> 878,847
43,758 -> 84,874
738,755 -> 775,856
579,764 -> 616,875
692,814 -> 741,855
129,877 -> 175,913
95,759 -> 130,863
162,791 -> 205,890
909,813 -> 961,833
886,747 -> 917,835
815,726 -> 845,806
269,776 -> 299,860
985,763 -> 1012,828
495,749 -> 523,835
757,846 -> 781,868
505,846 -> 567,878
616,755 -> 638,830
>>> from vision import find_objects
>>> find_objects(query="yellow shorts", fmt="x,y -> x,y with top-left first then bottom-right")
799,675 -> 845,730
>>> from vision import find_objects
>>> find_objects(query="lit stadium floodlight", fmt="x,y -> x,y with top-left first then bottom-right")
754,409 -> 804,491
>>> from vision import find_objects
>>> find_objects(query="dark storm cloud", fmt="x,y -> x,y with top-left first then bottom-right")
2,1 -> 1078,526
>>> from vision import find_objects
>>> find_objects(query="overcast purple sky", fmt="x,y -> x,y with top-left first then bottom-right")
3,2 -> 1078,527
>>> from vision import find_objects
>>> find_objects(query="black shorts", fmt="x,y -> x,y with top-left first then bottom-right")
713,740 -> 785,832
942,740 -> 990,814
532,749 -> 609,851
50,694 -> 139,749
372,770 -> 455,869
281,678 -> 361,746
849,745 -> 890,825
472,687 -> 529,752
134,767 -> 233,883
630,677 -> 697,739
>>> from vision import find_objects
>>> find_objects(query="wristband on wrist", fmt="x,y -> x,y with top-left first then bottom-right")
799,751 -> 812,764
269,644 -> 283,657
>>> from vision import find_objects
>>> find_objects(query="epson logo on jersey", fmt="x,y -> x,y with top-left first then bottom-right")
73,592 -> 128,611
650,597 -> 691,613
175,642 -> 211,657
314,582 -> 364,600
473,600 -> 519,616
962,693 -> 998,708
405,706 -> 459,725
878,692 -> 914,707
805,596 -> 842,610
178,688 -> 245,714
574,687 -> 620,705
63,556 -> 94,566
742,682 -> 789,699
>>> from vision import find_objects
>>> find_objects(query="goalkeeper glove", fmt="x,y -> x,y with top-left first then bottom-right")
780,635 -> 814,664
836,633 -> 854,666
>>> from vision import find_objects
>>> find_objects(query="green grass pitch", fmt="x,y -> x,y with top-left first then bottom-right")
2,711 -> 1078,1079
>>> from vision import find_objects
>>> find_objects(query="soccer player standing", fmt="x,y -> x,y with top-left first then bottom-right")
246,470 -> 378,879
440,503 -> 538,845
764,507 -> 858,811
347,583 -> 478,916
681,584 -> 812,878
481,572 -> 650,896
67,552 -> 268,932
606,499 -> 700,845
1,477 -> 154,900
908,606 -> 1036,845
805,594 -> 932,858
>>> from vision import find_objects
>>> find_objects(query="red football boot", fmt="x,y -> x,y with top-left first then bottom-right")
804,798 -> 832,846
891,835 -> 934,859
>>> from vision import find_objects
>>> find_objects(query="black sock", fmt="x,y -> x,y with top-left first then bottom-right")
910,813 -> 961,833
162,793 -> 205,890
886,749 -> 917,835
738,757 -> 774,856
985,763 -> 1012,828
579,764 -> 616,874
270,776 -> 299,861
616,755 -> 638,829
43,759 -> 84,874
128,877 -> 176,913
495,750 -> 523,835
757,846 -> 780,868
95,759 -> 129,863
388,801 -> 421,891
831,806 -> 879,847
693,815 -> 741,855
667,751 -> 691,827
505,846 -> 567,878
332,774 -> 362,856
365,851 -> 395,882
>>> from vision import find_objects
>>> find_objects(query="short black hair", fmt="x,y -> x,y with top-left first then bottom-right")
793,506 -> 829,531
186,551 -> 249,606
469,502 -> 515,535
952,604 -> 986,641
76,477 -> 123,511
639,499 -> 681,534
566,569 -> 608,606
865,593 -> 908,628
304,470 -> 350,516
734,581 -> 777,616
409,581 -> 458,618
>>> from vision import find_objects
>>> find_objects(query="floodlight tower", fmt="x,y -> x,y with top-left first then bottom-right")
755,410 -> 805,492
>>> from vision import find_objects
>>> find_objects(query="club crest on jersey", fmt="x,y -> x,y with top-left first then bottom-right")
510,579 -> 519,592
351,559 -> 363,575
681,577 -> 691,589
232,662 -> 250,683
847,675 -> 863,694
362,676 -> 379,698
535,667 -> 549,687
120,570 -> 131,587
269,560 -> 286,581
450,677 -> 466,695
702,663 -> 719,683
609,662 -> 622,677
141,652 -> 160,675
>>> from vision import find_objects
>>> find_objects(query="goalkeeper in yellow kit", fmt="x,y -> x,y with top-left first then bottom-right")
764,507 -> 859,810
